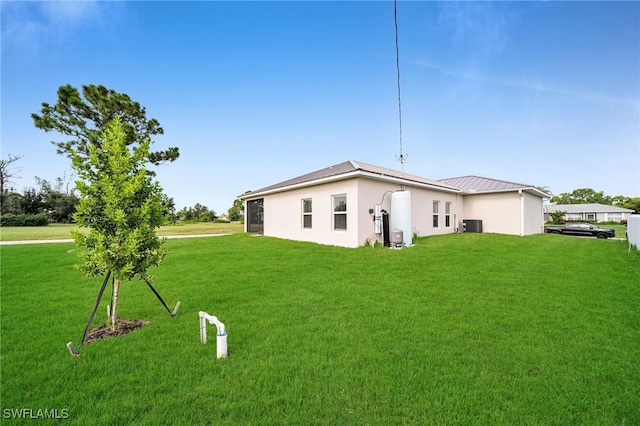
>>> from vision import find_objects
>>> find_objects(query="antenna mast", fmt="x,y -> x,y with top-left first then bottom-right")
394,0 -> 407,175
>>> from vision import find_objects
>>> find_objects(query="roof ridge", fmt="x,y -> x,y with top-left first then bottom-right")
440,175 -> 533,188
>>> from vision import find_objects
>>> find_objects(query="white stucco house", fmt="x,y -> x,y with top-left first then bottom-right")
239,160 -> 549,248
544,203 -> 634,223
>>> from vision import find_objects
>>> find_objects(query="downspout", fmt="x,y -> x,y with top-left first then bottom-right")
519,189 -> 524,236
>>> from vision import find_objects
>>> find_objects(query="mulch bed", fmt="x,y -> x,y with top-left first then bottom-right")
85,319 -> 149,344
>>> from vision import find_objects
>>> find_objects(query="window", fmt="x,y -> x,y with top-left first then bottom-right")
445,202 -> 452,227
586,213 -> 596,221
333,194 -> 347,230
302,198 -> 312,229
608,213 -> 622,222
433,201 -> 440,228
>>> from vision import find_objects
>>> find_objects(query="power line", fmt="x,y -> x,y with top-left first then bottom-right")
393,0 -> 407,174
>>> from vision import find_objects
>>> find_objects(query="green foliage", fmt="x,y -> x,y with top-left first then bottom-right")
228,196 -> 246,222
175,203 -> 217,223
34,176 -> 79,223
550,188 -> 612,204
0,176 -> 79,222
0,191 -> 22,215
0,212 -> 49,226
70,117 -> 168,283
32,84 -> 179,165
161,194 -> 177,223
18,187 -> 44,214
549,210 -> 566,224
620,197 -> 640,213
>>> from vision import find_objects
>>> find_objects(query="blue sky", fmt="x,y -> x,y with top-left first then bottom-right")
2,1 -> 639,213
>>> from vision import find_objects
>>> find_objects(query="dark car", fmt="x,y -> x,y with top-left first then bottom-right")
544,223 -> 615,239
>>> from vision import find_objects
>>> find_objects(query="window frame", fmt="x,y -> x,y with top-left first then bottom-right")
433,201 -> 440,228
445,202 -> 452,228
332,194 -> 347,231
302,198 -> 312,229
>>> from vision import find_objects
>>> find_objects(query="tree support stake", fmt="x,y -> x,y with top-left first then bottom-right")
67,271 -> 112,356
144,279 -> 180,316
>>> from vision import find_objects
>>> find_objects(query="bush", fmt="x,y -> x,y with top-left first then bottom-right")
0,213 -> 50,227
213,218 -> 230,223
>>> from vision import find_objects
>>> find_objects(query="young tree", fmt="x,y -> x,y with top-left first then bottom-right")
71,117 -> 168,330
33,84 -> 179,165
549,211 -> 567,224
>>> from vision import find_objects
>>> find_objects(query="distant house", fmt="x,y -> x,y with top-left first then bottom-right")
238,160 -> 549,248
544,203 -> 634,223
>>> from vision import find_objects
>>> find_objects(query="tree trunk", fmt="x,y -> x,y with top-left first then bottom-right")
111,278 -> 120,330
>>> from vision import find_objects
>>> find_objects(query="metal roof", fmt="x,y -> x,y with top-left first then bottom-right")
239,162 -> 548,199
438,175 -> 533,192
544,203 -> 634,213
240,160 -> 460,198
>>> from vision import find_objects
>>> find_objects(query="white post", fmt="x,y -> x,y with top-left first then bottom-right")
199,311 -> 228,358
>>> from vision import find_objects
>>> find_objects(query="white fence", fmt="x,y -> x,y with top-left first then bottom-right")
628,215 -> 640,250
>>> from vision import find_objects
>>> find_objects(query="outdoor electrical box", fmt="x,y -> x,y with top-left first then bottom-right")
463,219 -> 483,233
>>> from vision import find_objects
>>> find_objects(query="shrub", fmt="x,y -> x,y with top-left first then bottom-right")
0,213 -> 49,227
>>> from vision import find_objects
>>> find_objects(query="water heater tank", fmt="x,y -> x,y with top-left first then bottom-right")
391,190 -> 412,246
390,228 -> 403,247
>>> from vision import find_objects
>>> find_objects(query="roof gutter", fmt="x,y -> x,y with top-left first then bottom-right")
463,187 -> 549,198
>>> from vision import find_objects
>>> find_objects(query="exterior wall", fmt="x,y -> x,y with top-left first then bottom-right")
247,177 -> 461,248
405,185 -> 460,238
462,191 -> 544,236
628,215 -> 640,250
245,178 -> 545,247
258,179 -> 361,248
463,192 -> 521,235
600,212 -> 632,222
523,191 -> 545,235
355,179 -> 460,245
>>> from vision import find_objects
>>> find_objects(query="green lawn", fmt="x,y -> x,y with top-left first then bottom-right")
0,222 -> 243,241
1,233 -> 639,424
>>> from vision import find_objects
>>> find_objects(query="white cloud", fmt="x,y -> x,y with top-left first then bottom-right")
437,2 -> 513,60
1,1 -> 122,53
415,60 -> 639,111
40,1 -> 104,24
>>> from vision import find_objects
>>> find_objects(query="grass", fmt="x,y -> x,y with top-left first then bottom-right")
1,233 -> 639,424
0,222 -> 244,241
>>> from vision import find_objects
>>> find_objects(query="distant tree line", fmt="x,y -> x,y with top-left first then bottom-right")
168,199 -> 245,224
1,174 -> 79,225
0,153 -> 245,227
172,203 -> 219,223
550,188 -> 640,213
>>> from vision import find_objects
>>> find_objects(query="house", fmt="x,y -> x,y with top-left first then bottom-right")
238,160 -> 549,248
544,203 -> 634,223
